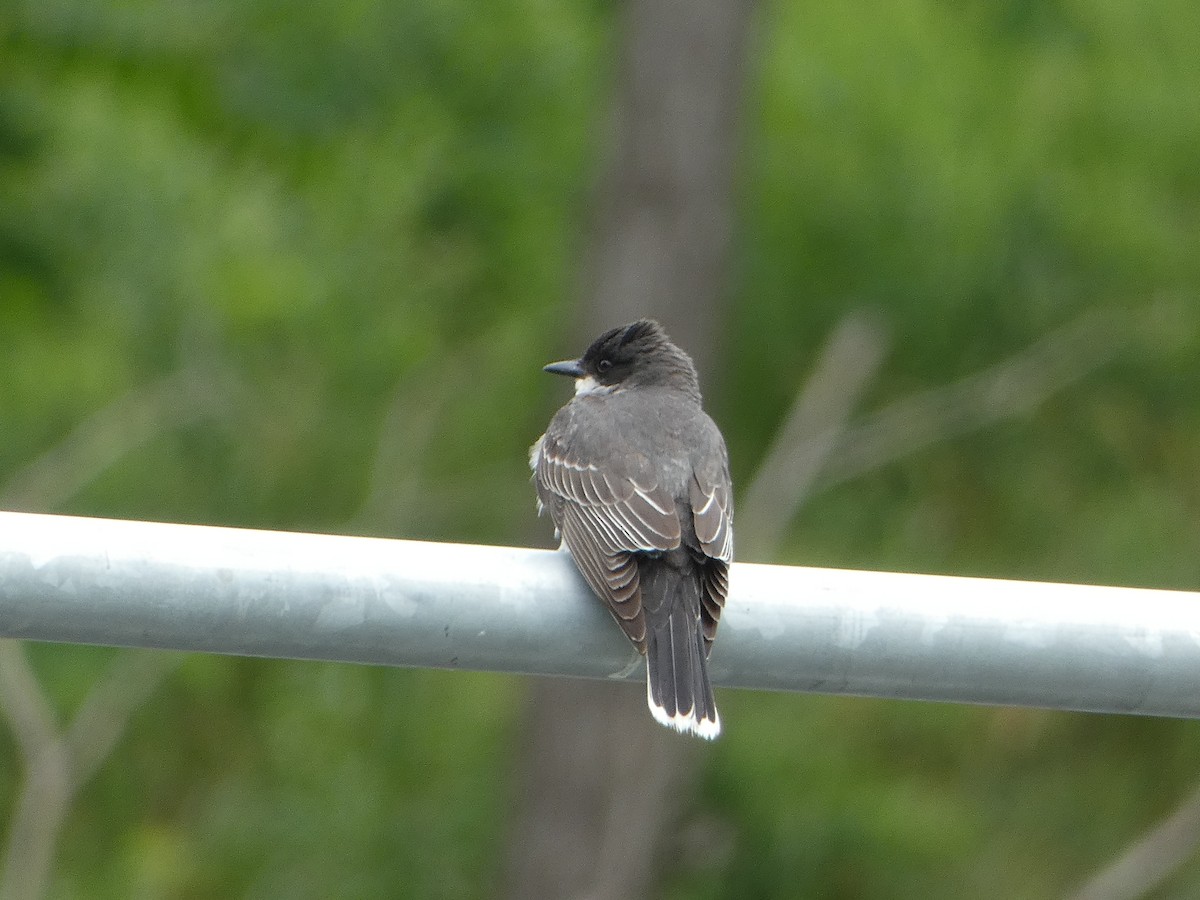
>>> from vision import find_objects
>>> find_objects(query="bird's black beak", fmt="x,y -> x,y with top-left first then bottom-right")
543,358 -> 585,378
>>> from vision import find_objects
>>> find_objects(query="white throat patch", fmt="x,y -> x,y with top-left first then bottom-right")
574,375 -> 615,396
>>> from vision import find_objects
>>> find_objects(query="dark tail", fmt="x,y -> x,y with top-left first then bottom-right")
644,607 -> 721,739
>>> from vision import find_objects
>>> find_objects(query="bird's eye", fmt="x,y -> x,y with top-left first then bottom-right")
597,358 -> 613,373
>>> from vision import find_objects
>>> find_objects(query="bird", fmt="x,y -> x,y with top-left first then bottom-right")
530,319 -> 733,738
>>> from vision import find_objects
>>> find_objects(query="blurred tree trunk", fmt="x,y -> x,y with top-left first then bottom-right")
503,0 -> 755,897
579,0 -> 753,380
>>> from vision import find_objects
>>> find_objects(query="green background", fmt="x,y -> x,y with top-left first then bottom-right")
2,0 -> 1199,896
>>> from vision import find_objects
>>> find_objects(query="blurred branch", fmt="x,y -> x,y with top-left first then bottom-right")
1067,783 -> 1200,900
737,303 -> 1127,558
1,363 -> 240,511
0,646 -> 180,900
749,303 -> 1183,899
0,363 -> 231,900
0,735 -> 72,900
818,307 -> 1130,491
347,343 -> 477,534
0,642 -> 58,761
67,650 -> 182,786
738,310 -> 889,559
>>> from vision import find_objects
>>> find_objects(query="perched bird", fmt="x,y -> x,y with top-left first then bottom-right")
530,319 -> 733,739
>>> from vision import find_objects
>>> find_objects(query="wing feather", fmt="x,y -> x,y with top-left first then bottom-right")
690,470 -> 733,562
687,433 -> 733,654
538,438 -> 679,555
536,434 -> 681,651
535,407 -> 733,657
699,562 -> 728,650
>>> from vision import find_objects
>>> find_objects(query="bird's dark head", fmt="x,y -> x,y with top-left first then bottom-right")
543,319 -> 701,399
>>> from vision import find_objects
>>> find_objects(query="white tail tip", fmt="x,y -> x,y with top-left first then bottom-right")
647,679 -> 721,740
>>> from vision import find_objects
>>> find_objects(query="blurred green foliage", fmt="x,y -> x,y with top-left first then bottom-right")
2,0 -> 1199,896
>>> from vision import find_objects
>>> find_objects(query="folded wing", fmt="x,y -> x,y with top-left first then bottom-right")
535,434 -> 680,649
689,451 -> 733,653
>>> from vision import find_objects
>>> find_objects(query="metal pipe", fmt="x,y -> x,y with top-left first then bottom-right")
1,511 -> 1197,718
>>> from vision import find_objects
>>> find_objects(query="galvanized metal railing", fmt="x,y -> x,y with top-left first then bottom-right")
2,511 -> 1198,718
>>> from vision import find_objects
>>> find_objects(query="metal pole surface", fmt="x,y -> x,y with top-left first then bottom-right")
1,511 -> 1198,718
